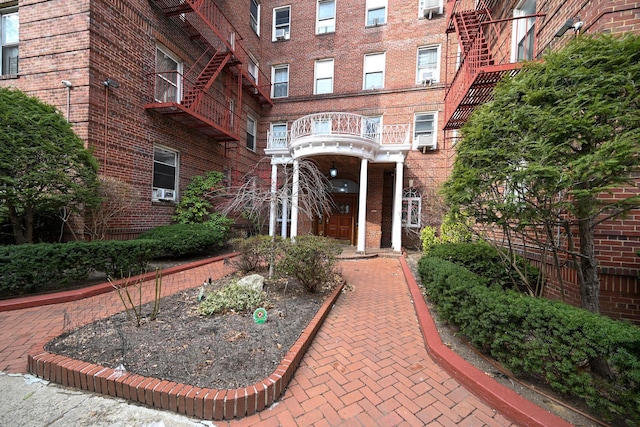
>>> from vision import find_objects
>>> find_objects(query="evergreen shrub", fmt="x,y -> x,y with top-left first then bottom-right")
418,256 -> 640,424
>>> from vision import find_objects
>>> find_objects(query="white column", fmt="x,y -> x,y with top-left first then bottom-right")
290,159 -> 300,239
280,191 -> 288,238
392,160 -> 404,252
268,163 -> 278,237
356,158 -> 368,253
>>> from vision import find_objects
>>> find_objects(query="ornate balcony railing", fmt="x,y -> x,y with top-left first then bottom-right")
267,113 -> 410,157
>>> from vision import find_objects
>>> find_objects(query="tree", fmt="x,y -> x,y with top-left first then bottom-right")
0,87 -> 99,244
443,34 -> 640,313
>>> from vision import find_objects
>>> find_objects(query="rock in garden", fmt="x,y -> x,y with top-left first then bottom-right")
237,274 -> 265,291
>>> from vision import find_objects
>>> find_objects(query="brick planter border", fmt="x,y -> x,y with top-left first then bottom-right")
28,284 -> 343,420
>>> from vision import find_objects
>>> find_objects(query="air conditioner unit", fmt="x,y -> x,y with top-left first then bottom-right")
155,188 -> 175,201
275,28 -> 286,40
419,70 -> 434,85
422,0 -> 442,19
417,133 -> 436,151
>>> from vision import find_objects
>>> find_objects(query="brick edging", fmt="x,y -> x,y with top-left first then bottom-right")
399,256 -> 573,427
27,283 -> 343,420
0,252 -> 239,312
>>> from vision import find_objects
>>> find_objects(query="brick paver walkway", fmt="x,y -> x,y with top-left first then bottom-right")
220,258 -> 515,426
0,256 -> 518,426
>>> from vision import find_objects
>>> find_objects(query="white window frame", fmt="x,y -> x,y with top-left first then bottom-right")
511,0 -> 536,62
248,55 -> 259,84
366,0 -> 387,26
413,112 -> 437,149
152,146 -> 179,202
1,7 -> 18,75
273,5 -> 291,41
316,0 -> 336,34
416,45 -> 440,84
250,0 -> 260,35
402,188 -> 422,228
314,58 -> 334,95
155,45 -> 183,103
247,116 -> 257,151
418,0 -> 444,19
271,64 -> 289,98
270,122 -> 288,148
363,116 -> 382,142
363,52 -> 385,90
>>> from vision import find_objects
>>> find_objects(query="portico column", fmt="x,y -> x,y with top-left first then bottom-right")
290,159 -> 300,239
356,158 -> 368,253
281,191 -> 288,238
268,163 -> 278,237
392,159 -> 404,252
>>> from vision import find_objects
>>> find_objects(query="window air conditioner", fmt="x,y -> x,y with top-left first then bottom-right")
420,70 -> 434,85
155,188 -> 175,201
275,28 -> 286,40
417,133 -> 436,151
422,0 -> 442,19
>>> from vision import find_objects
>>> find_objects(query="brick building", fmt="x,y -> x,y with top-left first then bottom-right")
1,0 -> 639,318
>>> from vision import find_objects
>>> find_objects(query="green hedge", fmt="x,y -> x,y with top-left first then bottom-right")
418,256 -> 640,425
0,221 -> 231,297
427,242 -> 540,291
136,221 -> 229,258
0,239 -> 158,296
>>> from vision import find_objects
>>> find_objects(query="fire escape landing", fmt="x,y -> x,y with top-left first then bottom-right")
145,0 -> 272,141
444,0 -> 542,131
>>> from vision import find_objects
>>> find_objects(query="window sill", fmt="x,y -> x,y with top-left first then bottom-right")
0,73 -> 19,80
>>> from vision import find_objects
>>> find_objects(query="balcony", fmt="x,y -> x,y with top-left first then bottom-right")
444,0 -> 544,130
144,71 -> 242,141
266,112 -> 411,162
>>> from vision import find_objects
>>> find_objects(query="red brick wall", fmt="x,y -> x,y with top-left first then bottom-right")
1,0 -> 269,238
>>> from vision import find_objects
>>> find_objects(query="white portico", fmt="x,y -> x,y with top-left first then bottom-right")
265,112 -> 411,253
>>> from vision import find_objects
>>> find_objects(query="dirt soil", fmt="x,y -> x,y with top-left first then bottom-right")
46,271 -> 339,390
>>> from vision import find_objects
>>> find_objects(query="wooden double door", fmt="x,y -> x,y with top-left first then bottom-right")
323,194 -> 357,244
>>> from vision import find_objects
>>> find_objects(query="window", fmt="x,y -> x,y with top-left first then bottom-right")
363,116 -> 381,141
272,64 -> 289,98
419,0 -> 444,18
363,52 -> 385,90
248,56 -> 258,83
273,6 -> 291,40
153,146 -> 178,202
512,0 -> 536,61
416,46 -> 439,84
313,118 -> 331,134
414,112 -> 436,149
402,188 -> 421,228
270,122 -> 288,148
316,0 -> 335,34
1,8 -> 18,75
314,59 -> 334,94
247,116 -> 257,151
366,0 -> 386,26
250,0 -> 260,35
155,46 -> 182,102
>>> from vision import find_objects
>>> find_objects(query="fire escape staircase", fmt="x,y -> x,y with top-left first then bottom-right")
443,0 -> 529,131
146,0 -> 272,141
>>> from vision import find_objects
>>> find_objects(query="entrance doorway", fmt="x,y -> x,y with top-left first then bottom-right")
324,194 -> 357,244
